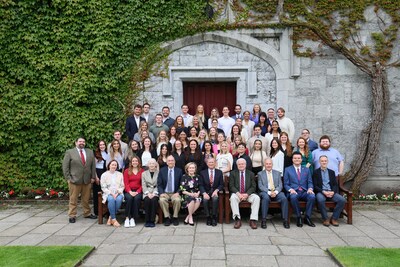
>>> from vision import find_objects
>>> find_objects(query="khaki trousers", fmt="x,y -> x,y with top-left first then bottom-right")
68,182 -> 92,218
230,193 -> 260,221
159,193 -> 181,218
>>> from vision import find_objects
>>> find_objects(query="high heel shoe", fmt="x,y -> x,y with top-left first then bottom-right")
111,219 -> 120,227
106,216 -> 112,226
184,216 -> 189,225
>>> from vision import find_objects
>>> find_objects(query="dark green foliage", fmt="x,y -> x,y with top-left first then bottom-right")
0,0 -> 207,192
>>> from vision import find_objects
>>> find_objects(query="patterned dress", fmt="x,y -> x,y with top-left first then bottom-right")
180,174 -> 201,208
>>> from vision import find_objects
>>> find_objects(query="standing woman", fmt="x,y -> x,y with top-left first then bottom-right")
94,140 -> 108,217
180,162 -> 202,226
250,104 -> 262,125
212,132 -> 226,155
156,130 -> 172,156
201,140 -> 215,170
123,156 -> 144,228
216,141 -> 233,177
296,137 -> 313,173
124,140 -> 140,169
227,124 -> 248,145
142,158 -> 159,227
191,115 -> 204,132
157,144 -> 171,169
178,130 -> 189,149
184,139 -> 203,171
270,139 -> 284,176
250,139 -> 267,174
174,115 -> 186,134
188,126 -> 199,142
195,104 -> 208,130
280,131 -> 294,172
258,112 -> 269,136
197,129 -> 209,150
101,160 -> 124,227
242,111 -> 255,139
107,139 -> 124,172
208,127 -> 218,145
134,121 -> 155,144
137,137 -> 157,170
265,120 -> 281,146
168,126 -> 178,145
208,108 -> 220,129
172,140 -> 186,171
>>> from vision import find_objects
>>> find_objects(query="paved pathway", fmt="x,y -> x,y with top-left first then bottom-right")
1,203 -> 400,266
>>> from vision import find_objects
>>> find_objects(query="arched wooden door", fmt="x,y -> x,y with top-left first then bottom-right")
183,81 -> 237,116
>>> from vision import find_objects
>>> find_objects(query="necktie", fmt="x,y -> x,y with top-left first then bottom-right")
240,171 -> 245,193
297,168 -> 303,191
80,149 -> 86,165
168,169 -> 173,192
209,170 -> 214,187
268,171 -> 275,191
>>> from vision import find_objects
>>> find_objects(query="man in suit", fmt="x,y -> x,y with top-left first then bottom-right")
313,155 -> 346,227
247,125 -> 270,155
142,102 -> 155,126
162,106 -> 175,128
284,151 -> 316,227
231,104 -> 243,120
157,155 -> 183,226
229,158 -> 260,229
267,108 -> 276,126
125,104 -> 145,141
199,158 -> 224,226
301,128 -> 318,152
62,137 -> 97,223
258,158 -> 290,229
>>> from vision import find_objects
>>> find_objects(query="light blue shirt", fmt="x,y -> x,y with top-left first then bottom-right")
312,148 -> 344,176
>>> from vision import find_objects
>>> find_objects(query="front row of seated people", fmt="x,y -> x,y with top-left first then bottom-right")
100,152 -> 346,229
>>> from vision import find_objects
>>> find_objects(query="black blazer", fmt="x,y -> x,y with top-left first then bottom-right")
136,149 -> 157,164
157,166 -> 183,194
312,167 -> 339,194
125,116 -> 145,141
199,168 -> 224,194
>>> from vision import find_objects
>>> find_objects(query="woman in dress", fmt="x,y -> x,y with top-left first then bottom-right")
172,140 -> 186,171
180,162 -> 202,226
157,143 -> 171,169
94,140 -> 108,216
101,160 -> 124,227
184,139 -> 203,171
216,141 -> 233,177
295,137 -> 313,173
270,139 -> 284,176
107,139 -> 124,172
195,104 -> 208,130
123,156 -> 144,227
258,112 -> 269,136
156,130 -> 172,156
124,140 -> 140,169
137,137 -> 157,169
280,131 -> 294,172
134,121 -> 155,144
208,107 -> 220,129
250,104 -> 262,125
250,139 -> 268,174
142,158 -> 159,227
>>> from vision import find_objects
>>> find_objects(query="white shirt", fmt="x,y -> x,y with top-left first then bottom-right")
218,116 -> 235,136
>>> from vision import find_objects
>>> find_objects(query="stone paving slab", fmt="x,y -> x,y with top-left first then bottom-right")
191,246 -> 225,259
172,254 -> 191,266
226,244 -> 280,255
134,244 -> 193,254
38,235 -> 77,246
112,254 -> 173,266
276,256 -> 337,267
190,260 -> 226,267
194,233 -> 224,246
9,233 -> 51,245
227,255 -> 278,266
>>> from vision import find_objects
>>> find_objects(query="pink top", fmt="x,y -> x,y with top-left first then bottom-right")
123,168 -> 144,193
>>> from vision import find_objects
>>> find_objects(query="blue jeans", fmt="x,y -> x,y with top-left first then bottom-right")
316,192 -> 346,220
107,194 -> 123,219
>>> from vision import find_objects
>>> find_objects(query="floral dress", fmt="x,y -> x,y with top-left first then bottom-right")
180,174 -> 201,208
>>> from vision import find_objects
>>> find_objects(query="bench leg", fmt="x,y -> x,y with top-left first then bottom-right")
98,192 -> 103,224
224,194 -> 231,224
218,195 -> 223,224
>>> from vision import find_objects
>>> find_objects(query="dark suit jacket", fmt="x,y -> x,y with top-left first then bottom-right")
258,169 -> 283,193
157,166 -> 183,194
163,117 -> 175,128
125,116 -> 145,141
62,148 -> 96,184
199,168 -> 224,194
312,168 -> 339,194
284,165 -> 313,192
308,139 -> 318,152
229,169 -> 256,195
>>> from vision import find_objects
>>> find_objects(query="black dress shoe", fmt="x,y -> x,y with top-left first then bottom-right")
304,216 -> 315,227
172,217 -> 179,226
211,216 -> 217,227
84,214 -> 97,219
296,217 -> 303,227
261,220 -> 267,229
69,217 -> 76,223
283,221 -> 290,229
164,217 -> 171,226
206,216 -> 212,226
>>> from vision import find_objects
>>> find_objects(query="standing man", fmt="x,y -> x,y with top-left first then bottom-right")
199,158 -> 224,226
312,135 -> 344,176
258,158 -> 290,229
247,125 -> 270,155
229,158 -> 260,229
157,156 -> 182,226
313,155 -> 346,227
62,137 -> 97,223
125,104 -> 145,142
301,129 -> 318,152
267,108 -> 276,126
284,151 -> 315,227
180,104 -> 193,127
231,104 -> 243,120
107,130 -> 128,155
149,113 -> 169,139
218,106 -> 235,137
276,107 -> 295,142
142,103 -> 155,126
162,106 -> 175,128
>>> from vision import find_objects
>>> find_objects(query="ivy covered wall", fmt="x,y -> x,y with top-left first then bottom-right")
0,0 -> 207,192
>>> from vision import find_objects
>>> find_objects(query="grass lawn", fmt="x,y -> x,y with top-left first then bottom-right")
328,247 -> 400,267
0,246 -> 94,267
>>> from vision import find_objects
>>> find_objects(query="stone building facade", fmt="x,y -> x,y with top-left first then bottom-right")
139,28 -> 400,193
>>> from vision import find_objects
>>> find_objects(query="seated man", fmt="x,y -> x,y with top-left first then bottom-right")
229,158 -> 260,229
284,151 -> 316,227
258,158 -> 289,229
199,158 -> 224,226
157,156 -> 182,226
313,155 -> 346,227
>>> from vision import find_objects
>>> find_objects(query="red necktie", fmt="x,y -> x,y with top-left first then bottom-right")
209,170 -> 214,187
297,167 -> 303,191
80,149 -> 86,165
240,171 -> 245,193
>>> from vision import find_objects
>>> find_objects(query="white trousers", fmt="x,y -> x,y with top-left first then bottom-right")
230,193 -> 260,221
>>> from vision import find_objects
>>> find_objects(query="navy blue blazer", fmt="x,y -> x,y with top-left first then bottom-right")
312,168 -> 339,194
284,165 -> 313,193
157,166 -> 183,194
125,116 -> 145,141
199,168 -> 224,194
308,139 -> 318,152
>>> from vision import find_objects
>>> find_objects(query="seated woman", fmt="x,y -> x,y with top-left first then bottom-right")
142,158 -> 159,227
101,160 -> 124,227
123,156 -> 144,228
180,162 -> 202,226
250,139 -> 267,174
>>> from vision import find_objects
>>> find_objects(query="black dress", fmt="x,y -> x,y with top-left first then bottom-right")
180,174 -> 201,208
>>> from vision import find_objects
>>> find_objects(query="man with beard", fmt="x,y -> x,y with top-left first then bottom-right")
276,107 -> 295,142
312,135 -> 344,176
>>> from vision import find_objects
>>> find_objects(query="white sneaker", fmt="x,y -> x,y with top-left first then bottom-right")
124,219 -> 130,228
129,218 -> 136,227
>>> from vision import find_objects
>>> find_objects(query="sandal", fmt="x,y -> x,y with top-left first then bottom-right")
111,219 -> 120,227
106,216 -> 112,226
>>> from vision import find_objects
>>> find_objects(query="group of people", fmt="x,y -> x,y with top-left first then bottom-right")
62,103 -> 346,229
